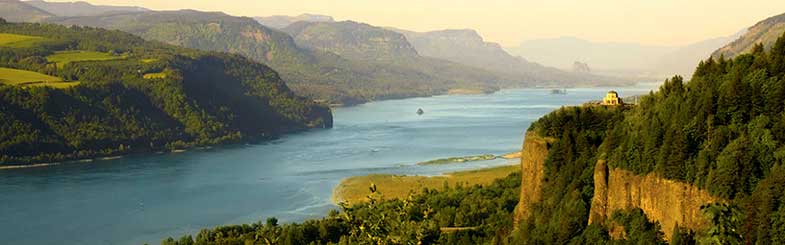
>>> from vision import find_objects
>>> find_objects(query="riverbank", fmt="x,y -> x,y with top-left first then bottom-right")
333,164 -> 520,205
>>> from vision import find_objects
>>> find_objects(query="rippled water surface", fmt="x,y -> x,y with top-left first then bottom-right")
0,85 -> 658,244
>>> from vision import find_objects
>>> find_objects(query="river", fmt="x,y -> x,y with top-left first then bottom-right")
0,85 -> 658,244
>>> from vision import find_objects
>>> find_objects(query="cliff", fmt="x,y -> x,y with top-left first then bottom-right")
588,160 -> 720,240
513,131 -> 553,224
513,131 -> 721,240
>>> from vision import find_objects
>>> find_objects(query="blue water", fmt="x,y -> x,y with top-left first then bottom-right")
0,85 -> 659,244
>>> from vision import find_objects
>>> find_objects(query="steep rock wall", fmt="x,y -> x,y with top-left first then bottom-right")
513,131 -> 552,225
589,160 -> 720,240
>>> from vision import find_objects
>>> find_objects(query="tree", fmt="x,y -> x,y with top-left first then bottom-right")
700,203 -> 743,245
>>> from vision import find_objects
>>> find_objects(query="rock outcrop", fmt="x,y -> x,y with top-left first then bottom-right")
589,160 -> 720,240
513,131 -> 553,225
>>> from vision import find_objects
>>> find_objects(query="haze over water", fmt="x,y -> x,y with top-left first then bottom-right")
0,85 -> 658,245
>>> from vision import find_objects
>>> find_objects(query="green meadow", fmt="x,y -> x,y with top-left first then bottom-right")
0,67 -> 79,88
0,33 -> 46,48
46,50 -> 126,68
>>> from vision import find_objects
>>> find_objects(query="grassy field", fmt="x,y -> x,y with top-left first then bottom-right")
0,33 -> 45,48
0,67 -> 79,88
143,72 -> 168,79
46,51 -> 125,68
333,164 -> 520,205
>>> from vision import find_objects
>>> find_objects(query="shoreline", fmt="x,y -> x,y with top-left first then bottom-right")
332,163 -> 520,205
328,82 -> 649,108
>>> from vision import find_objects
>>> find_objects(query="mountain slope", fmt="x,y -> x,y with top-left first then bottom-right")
393,28 -> 628,86
713,12 -> 785,58
282,21 -> 507,90
284,21 -> 420,61
509,36 -> 673,71
655,34 -> 739,77
511,35 -> 739,79
0,0 -> 53,22
25,0 -> 148,16
254,14 -> 333,29
0,21 -> 331,164
47,11 -> 500,105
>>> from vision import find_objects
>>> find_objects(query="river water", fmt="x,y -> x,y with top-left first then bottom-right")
0,85 -> 658,244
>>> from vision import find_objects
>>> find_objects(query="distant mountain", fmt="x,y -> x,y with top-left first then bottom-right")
254,14 -> 333,29
656,34 -> 739,77
25,0 -> 148,16
48,11 -> 500,105
0,0 -> 53,22
509,36 -> 674,71
284,21 -> 420,61
572,61 -> 591,73
390,28 -> 629,86
510,34 -> 739,79
713,12 -> 785,58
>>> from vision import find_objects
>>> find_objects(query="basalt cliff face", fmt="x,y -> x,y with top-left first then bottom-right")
588,160 -> 720,240
514,132 -> 720,240
513,132 -> 552,225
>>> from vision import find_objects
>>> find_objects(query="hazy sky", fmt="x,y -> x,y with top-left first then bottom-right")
50,0 -> 785,47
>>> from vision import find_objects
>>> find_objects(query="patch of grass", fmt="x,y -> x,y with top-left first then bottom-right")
141,58 -> 159,63
333,164 -> 520,205
0,33 -> 46,48
143,72 -> 167,79
46,50 -> 126,68
0,67 -> 78,89
417,154 -> 497,165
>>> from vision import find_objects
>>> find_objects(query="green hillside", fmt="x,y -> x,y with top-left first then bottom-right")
0,67 -> 79,88
0,33 -> 47,48
46,50 -> 126,68
0,20 -> 331,164
48,11 -> 499,106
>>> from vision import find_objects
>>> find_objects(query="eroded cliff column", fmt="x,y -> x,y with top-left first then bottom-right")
513,131 -> 552,225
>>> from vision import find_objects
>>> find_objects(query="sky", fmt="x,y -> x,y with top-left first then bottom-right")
49,0 -> 785,47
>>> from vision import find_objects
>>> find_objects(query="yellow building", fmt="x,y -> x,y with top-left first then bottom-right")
602,91 -> 623,106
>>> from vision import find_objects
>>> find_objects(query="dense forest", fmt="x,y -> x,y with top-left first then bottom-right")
0,19 -> 332,164
158,33 -> 785,244
515,33 -> 785,243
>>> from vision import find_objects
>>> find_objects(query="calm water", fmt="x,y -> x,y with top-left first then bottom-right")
0,85 -> 658,245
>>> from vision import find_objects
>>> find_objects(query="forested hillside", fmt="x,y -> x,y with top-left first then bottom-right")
48,11 -> 500,105
514,33 -> 785,244
0,20 -> 331,164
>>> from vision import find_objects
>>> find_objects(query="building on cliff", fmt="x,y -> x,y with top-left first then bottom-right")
602,91 -> 623,106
